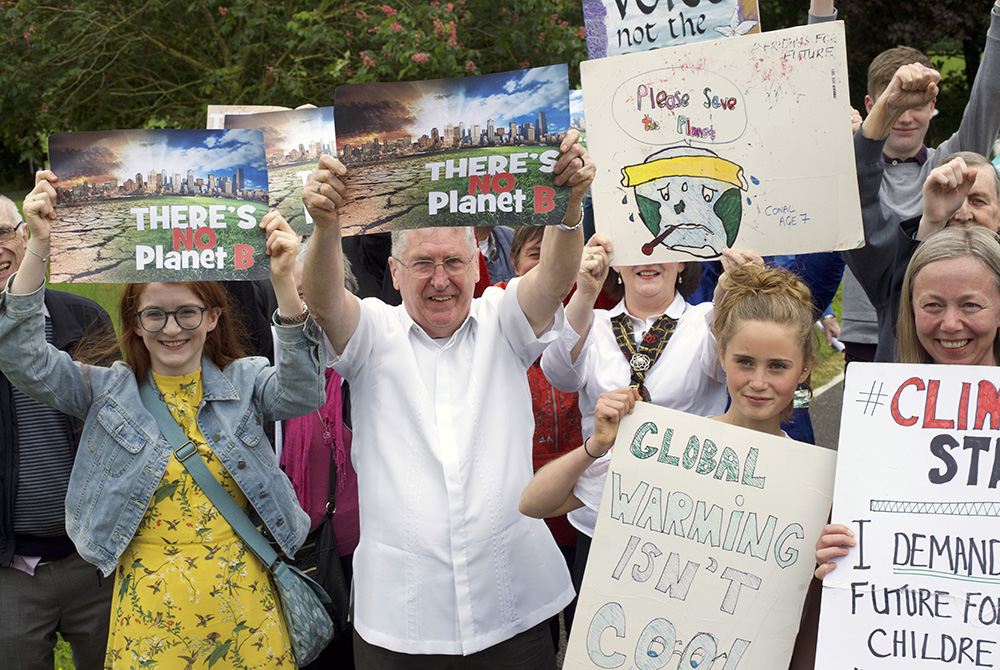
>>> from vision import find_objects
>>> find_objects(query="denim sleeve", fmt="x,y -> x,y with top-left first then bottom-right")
0,280 -> 113,419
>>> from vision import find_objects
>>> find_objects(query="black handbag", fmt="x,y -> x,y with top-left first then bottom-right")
286,451 -> 351,641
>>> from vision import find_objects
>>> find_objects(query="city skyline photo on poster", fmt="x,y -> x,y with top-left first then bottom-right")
563,403 -> 836,670
48,129 -> 270,283
816,362 -> 1000,669
583,0 -> 760,59
582,22 -> 863,266
333,64 -> 571,235
224,106 -> 336,235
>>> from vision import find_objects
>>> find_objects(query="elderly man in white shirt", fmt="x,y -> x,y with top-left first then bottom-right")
302,131 -> 594,669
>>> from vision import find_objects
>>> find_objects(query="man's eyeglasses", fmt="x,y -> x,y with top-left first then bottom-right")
0,220 -> 24,243
136,306 -> 209,332
395,256 -> 474,279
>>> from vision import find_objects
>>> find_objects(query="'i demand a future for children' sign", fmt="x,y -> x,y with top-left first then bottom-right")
816,363 -> 1000,668
564,403 -> 836,669
48,129 -> 270,283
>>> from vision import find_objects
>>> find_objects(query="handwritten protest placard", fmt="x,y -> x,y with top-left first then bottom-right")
583,0 -> 760,59
816,363 -> 1000,668
565,403 -> 836,670
333,64 -> 570,235
48,129 -> 270,283
581,22 -> 862,266
224,106 -> 336,235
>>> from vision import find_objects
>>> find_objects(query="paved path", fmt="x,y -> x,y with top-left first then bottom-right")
811,372 -> 844,451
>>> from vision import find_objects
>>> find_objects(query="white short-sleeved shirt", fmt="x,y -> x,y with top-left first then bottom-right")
541,294 -> 728,536
329,278 -> 574,655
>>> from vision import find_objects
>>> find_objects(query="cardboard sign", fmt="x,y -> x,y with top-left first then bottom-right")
48,129 -> 270,283
206,104 -> 291,130
333,64 -> 571,235
582,22 -> 862,266
583,0 -> 760,59
816,363 -> 1000,669
225,106 -> 337,235
565,402 -> 836,669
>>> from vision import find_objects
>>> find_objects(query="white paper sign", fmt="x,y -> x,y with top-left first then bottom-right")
565,403 -> 836,669
581,22 -> 862,266
817,363 -> 1000,669
582,0 -> 760,59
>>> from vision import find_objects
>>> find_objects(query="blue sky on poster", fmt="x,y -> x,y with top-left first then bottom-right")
50,129 -> 268,190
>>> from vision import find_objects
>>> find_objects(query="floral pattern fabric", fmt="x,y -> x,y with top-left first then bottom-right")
105,370 -> 294,669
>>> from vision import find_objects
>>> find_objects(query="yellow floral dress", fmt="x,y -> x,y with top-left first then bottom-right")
105,370 -> 295,669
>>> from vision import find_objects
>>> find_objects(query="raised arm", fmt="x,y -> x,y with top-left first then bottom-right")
301,155 -> 360,355
12,171 -> 58,295
915,157 -> 979,240
860,63 -> 940,142
808,0 -> 836,19
260,211 -> 303,317
517,130 -> 594,336
519,387 -> 639,518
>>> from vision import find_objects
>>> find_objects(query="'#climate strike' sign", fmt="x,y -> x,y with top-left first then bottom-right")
817,363 -> 1000,669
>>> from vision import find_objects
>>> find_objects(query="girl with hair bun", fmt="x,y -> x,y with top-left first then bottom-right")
520,259 -> 817,537
711,262 -> 816,436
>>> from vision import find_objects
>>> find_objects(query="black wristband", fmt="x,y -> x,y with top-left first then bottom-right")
583,437 -> 602,459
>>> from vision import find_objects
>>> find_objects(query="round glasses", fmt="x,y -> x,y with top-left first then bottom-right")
0,220 -> 24,243
136,306 -> 208,332
395,256 -> 474,279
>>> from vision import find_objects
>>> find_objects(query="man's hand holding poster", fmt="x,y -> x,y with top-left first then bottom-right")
582,22 -> 862,266
565,402 -> 835,669
816,363 -> 1000,668
333,64 -> 571,235
47,129 -> 270,283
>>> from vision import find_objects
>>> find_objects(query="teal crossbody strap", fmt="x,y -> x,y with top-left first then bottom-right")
138,381 -> 280,570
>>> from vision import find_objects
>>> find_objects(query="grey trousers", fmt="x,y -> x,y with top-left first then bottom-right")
0,551 -> 112,670
353,620 -> 557,670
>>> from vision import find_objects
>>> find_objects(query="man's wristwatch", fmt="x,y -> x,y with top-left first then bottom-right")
274,303 -> 310,325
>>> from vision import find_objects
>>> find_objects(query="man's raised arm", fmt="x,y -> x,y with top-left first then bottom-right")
517,130 -> 594,336
302,155 -> 360,355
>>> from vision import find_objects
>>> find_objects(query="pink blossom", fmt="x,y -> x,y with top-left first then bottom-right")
390,21 -> 402,31
411,52 -> 430,64
361,51 -> 375,68
575,26 -> 586,39
519,60 -> 530,69
41,102 -> 49,113
266,65 -> 274,72
381,4 -> 396,17
356,10 -> 368,21
465,60 -> 475,73
218,5 -> 227,15
538,31 -> 545,42
445,2 -> 454,11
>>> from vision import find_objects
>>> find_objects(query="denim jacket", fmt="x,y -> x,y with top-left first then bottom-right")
0,282 -> 325,576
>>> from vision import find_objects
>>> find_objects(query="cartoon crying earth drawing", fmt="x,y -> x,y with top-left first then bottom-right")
621,145 -> 747,258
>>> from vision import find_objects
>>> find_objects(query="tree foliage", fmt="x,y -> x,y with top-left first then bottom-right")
0,0 -> 585,184
1,0 -> 991,187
